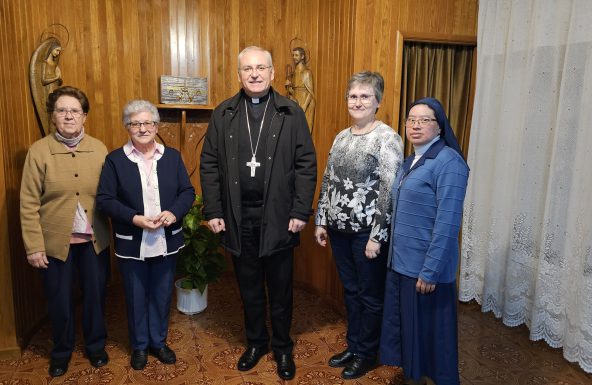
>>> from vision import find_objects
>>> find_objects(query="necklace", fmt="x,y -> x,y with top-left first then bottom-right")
244,97 -> 270,177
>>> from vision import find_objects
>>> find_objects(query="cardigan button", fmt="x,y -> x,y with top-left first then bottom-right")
71,153 -> 75,157
76,192 -> 79,196
74,173 -> 78,177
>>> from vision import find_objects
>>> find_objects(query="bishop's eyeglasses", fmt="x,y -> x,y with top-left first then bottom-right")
240,65 -> 272,74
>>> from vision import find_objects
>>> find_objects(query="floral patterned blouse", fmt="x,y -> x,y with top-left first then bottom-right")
315,122 -> 403,243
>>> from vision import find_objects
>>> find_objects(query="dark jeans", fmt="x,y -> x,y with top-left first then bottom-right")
328,228 -> 387,359
42,243 -> 110,359
232,204 -> 294,354
118,254 -> 177,350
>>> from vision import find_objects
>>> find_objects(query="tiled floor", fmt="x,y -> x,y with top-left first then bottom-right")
1,274 -> 590,384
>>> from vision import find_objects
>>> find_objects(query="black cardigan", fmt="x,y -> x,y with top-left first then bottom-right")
96,146 -> 195,259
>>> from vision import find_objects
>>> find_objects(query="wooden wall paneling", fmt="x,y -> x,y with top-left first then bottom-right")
0,0 -> 20,358
0,0 -> 40,346
104,0 -> 127,148
292,0 -> 357,306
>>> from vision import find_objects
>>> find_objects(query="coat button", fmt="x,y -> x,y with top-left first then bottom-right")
74,173 -> 78,177
76,192 -> 79,196
71,153 -> 75,157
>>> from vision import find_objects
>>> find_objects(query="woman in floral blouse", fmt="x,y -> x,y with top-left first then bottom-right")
315,71 -> 403,379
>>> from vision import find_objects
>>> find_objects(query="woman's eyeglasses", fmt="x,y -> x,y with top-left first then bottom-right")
54,108 -> 84,118
405,117 -> 437,127
127,121 -> 156,130
347,94 -> 375,104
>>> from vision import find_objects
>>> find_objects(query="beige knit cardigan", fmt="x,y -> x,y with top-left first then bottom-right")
20,134 -> 110,261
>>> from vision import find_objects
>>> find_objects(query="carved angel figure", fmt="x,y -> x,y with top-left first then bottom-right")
30,37 -> 63,136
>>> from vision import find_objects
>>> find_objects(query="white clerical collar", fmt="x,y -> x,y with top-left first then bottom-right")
245,90 -> 271,105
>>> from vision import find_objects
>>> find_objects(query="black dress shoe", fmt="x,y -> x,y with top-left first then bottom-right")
149,345 -> 177,364
237,346 -> 269,371
341,356 -> 375,380
328,349 -> 355,367
130,349 -> 148,370
87,349 -> 109,368
49,357 -> 70,377
274,352 -> 296,380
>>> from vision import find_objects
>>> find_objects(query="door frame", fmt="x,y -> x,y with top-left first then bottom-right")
392,31 -> 477,155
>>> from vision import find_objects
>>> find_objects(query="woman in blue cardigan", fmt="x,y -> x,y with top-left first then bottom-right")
97,100 -> 194,370
379,98 -> 469,385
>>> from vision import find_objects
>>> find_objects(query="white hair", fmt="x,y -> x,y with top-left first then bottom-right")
121,100 -> 160,126
237,46 -> 273,68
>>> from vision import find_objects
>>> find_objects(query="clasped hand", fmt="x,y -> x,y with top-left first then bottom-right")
133,210 -> 177,230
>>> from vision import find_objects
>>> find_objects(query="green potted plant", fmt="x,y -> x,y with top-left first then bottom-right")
175,194 -> 226,314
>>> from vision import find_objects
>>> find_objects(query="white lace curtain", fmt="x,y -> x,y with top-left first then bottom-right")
460,0 -> 592,373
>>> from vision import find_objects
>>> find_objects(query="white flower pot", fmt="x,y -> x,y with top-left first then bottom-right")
175,279 -> 208,315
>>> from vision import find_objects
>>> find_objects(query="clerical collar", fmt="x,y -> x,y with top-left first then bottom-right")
244,90 -> 271,105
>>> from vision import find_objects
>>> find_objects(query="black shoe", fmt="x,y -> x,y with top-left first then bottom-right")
328,349 -> 355,368
274,352 -> 296,380
49,357 -> 70,377
149,345 -> 177,364
87,348 -> 109,368
237,346 -> 269,371
341,356 -> 375,380
130,349 -> 148,370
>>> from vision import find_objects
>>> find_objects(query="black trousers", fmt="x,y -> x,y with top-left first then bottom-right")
42,242 -> 110,359
233,205 -> 294,354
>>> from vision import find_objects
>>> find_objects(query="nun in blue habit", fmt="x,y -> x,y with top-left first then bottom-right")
379,97 -> 469,385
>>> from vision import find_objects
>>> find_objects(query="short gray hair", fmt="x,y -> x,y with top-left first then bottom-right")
346,71 -> 385,103
121,100 -> 160,127
238,46 -> 273,69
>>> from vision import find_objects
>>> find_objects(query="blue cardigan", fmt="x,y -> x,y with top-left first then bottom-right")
96,147 -> 195,259
389,139 -> 469,284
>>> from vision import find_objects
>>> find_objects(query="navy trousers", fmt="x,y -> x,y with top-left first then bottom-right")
328,229 -> 387,359
233,205 -> 294,354
118,255 -> 177,350
42,242 -> 110,360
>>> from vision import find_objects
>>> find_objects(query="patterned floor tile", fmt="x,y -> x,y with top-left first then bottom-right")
0,277 -> 591,384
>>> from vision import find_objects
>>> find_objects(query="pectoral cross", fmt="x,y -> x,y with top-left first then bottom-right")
246,156 -> 261,177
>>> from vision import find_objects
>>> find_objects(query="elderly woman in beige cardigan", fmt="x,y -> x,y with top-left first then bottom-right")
20,86 -> 110,378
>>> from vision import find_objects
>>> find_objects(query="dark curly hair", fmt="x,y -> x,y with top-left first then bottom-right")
46,86 -> 90,114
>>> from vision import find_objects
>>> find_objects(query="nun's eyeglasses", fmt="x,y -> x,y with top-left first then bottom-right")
405,117 -> 437,127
